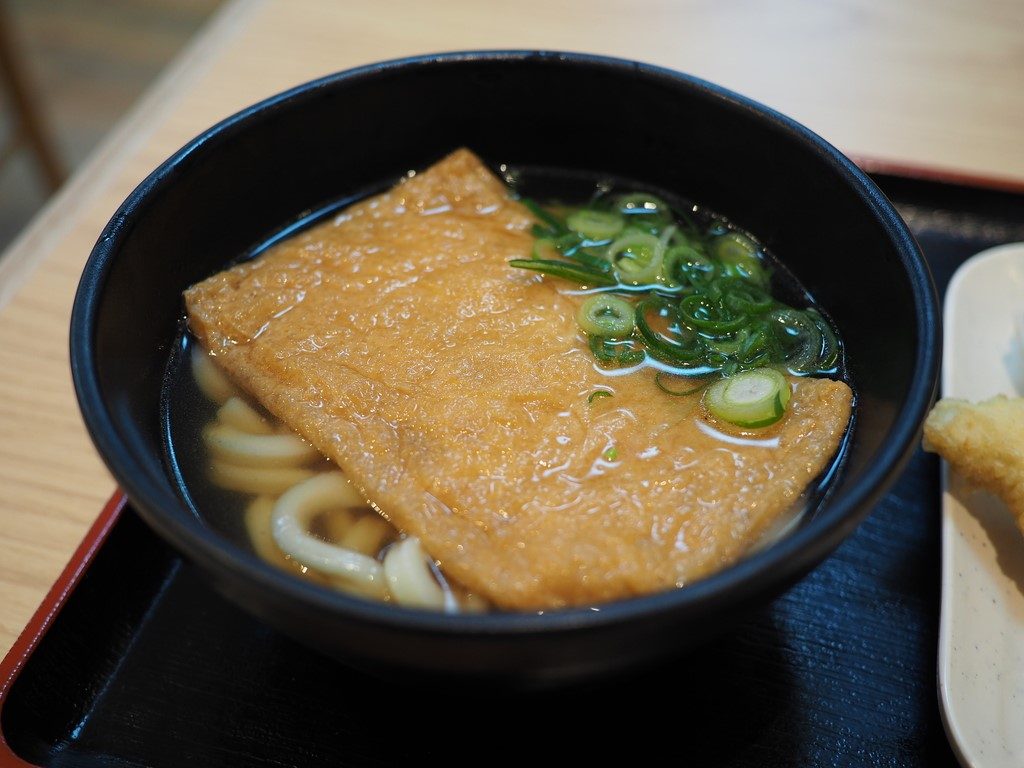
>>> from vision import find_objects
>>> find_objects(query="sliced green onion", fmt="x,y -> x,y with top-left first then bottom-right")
607,232 -> 665,285
665,227 -> 697,250
562,247 -> 615,274
521,198 -> 564,233
509,259 -> 617,287
532,238 -> 561,260
635,298 -> 704,364
655,371 -> 709,397
577,295 -> 635,338
712,232 -> 768,286
519,190 -> 841,391
704,368 -> 791,428
603,446 -> 619,461
771,308 -> 823,373
567,209 -> 624,240
678,294 -> 748,334
701,331 -> 746,357
619,223 -> 659,239
807,308 -> 839,372
551,231 -> 581,249
722,280 -> 774,315
736,320 -> 780,366
662,245 -> 716,287
720,360 -> 740,378
588,390 -> 613,404
658,224 -> 678,250
589,335 -> 645,367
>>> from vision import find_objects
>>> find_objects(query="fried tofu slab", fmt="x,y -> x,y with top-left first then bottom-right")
185,149 -> 853,610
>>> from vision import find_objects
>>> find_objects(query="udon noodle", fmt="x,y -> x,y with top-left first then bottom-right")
191,346 -> 488,613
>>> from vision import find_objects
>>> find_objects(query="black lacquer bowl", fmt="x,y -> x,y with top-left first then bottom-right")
70,51 -> 939,687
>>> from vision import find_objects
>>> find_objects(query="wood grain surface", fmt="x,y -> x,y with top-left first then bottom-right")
1,0 -> 1022,657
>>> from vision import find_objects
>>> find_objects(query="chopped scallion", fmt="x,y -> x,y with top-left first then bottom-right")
521,197 -> 564,233
577,295 -> 635,338
704,368 -> 791,428
655,371 -> 709,397
662,244 -> 715,288
607,232 -> 665,285
509,259 -> 617,287
532,238 -> 561,260
589,335 -> 645,367
567,209 -> 625,241
509,193 -> 842,388
712,232 -> 768,286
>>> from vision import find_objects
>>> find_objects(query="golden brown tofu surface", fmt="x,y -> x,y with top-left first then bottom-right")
924,395 -> 1024,531
185,148 -> 853,610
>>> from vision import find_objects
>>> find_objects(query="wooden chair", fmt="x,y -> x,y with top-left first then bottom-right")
0,2 -> 64,193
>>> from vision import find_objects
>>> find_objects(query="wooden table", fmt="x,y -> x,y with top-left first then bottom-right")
1,0 -> 1022,657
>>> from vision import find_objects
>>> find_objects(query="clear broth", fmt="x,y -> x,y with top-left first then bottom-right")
161,163 -> 853,613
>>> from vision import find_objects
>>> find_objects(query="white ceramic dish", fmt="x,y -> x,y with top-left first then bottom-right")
938,242 -> 1024,767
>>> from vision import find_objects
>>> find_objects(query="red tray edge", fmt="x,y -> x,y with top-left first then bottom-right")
849,153 -> 1024,196
0,492 -> 126,768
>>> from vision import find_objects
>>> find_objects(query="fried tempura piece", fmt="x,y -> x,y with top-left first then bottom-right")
923,395 -> 1024,527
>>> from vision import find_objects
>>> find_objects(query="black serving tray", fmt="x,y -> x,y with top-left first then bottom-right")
3,171 -> 1024,767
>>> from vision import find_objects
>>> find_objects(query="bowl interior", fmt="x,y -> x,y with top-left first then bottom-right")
71,52 -> 937,681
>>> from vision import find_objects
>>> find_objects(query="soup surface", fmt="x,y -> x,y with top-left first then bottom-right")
169,148 -> 853,612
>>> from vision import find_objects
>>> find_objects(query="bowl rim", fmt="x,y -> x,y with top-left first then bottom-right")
70,49 -> 939,636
